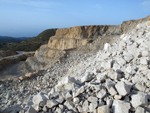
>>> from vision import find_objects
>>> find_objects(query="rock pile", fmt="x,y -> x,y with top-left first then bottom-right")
1,21 -> 150,113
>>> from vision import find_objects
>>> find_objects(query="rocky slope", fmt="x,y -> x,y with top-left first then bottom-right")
0,17 -> 150,113
22,15 -> 150,74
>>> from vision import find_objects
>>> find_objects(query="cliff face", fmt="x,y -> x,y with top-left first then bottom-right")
22,15 -> 150,73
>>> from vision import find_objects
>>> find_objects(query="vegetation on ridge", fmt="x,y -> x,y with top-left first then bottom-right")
0,29 -> 57,51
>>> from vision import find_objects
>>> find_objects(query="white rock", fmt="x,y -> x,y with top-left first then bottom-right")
107,87 -> 117,96
89,102 -> 98,112
32,93 -> 48,105
97,105 -> 110,113
97,72 -> 107,82
65,92 -> 72,100
82,100 -> 89,112
140,57 -> 149,65
115,81 -> 131,96
126,65 -> 132,74
117,58 -> 126,66
123,52 -> 134,62
114,95 -> 122,100
73,97 -> 80,104
87,96 -> 98,103
113,63 -> 121,71
104,43 -> 111,51
112,100 -> 131,113
142,51 -> 149,57
73,86 -> 85,97
55,107 -> 63,113
107,70 -> 122,80
106,99 -> 113,107
131,92 -> 148,108
96,88 -> 106,99
46,99 -> 58,108
56,96 -> 65,104
80,72 -> 94,83
135,107 -> 145,113
64,101 -> 77,112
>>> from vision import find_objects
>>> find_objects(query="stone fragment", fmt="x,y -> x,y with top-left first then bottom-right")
104,43 -> 111,51
142,51 -> 149,57
112,100 -> 131,113
140,57 -> 149,65
113,63 -> 121,71
97,105 -> 110,113
96,88 -> 107,99
46,99 -> 58,108
107,70 -> 122,80
64,101 -> 77,112
27,106 -> 37,113
115,81 -> 131,96
73,97 -> 80,104
55,76 -> 80,91
65,92 -> 72,100
97,72 -> 107,82
114,95 -> 122,100
77,105 -> 83,112
73,86 -> 85,97
117,58 -> 126,66
135,107 -> 145,113
56,95 -> 65,104
87,96 -> 98,103
32,93 -> 48,105
126,65 -> 132,74
80,72 -> 94,83
55,107 -> 63,113
2,105 -> 23,113
106,99 -> 113,107
89,102 -> 98,112
82,100 -> 89,112
124,53 -> 134,62
107,87 -> 117,96
134,82 -> 146,92
131,92 -> 148,108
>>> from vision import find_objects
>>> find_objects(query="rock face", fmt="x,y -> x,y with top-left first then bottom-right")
23,15 -> 150,73
1,16 -> 150,113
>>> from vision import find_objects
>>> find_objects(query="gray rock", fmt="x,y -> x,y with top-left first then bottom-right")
96,72 -> 107,82
107,70 -> 122,80
96,88 -> 107,99
97,105 -> 110,113
131,92 -> 148,108
115,81 -> 131,96
2,105 -> 23,113
112,100 -> 131,113
27,106 -> 37,113
46,99 -> 58,108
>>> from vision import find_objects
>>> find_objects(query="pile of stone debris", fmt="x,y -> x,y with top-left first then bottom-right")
2,21 -> 150,113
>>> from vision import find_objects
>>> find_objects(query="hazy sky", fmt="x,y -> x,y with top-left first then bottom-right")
0,0 -> 150,37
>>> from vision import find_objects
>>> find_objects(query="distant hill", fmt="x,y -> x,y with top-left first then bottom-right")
0,28 -> 57,51
0,36 -> 32,43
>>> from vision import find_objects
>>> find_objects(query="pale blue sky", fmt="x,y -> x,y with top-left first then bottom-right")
0,0 -> 150,37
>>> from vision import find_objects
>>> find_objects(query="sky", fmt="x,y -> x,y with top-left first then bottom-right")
0,0 -> 150,37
